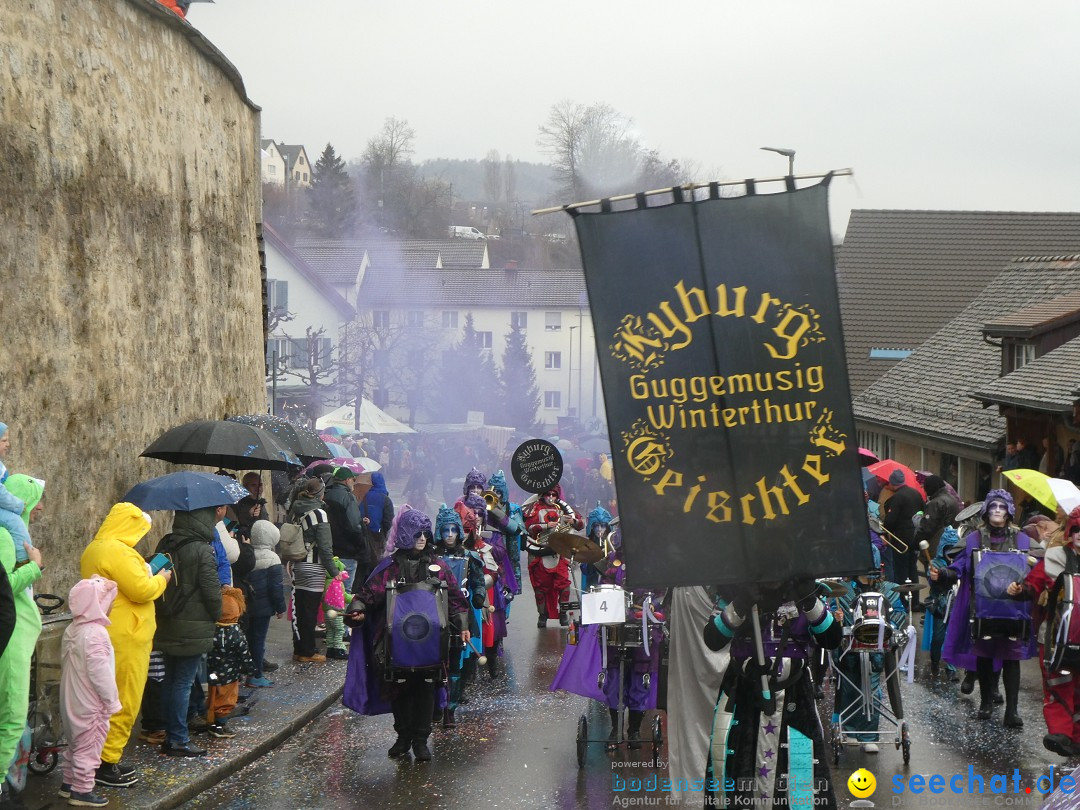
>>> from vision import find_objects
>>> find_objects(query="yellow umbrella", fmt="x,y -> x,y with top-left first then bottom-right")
1002,468 -> 1057,512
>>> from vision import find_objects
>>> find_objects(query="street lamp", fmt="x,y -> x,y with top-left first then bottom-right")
760,146 -> 795,176
568,325 -> 578,417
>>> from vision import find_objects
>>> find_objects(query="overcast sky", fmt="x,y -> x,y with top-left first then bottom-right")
195,1 -> 1080,235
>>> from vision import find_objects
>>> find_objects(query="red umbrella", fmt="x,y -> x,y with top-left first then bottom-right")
857,447 -> 880,467
867,459 -> 925,499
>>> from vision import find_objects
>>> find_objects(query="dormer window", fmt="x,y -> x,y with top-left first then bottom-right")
1011,342 -> 1035,370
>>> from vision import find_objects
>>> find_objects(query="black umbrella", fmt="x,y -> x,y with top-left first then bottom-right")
226,413 -> 331,465
141,419 -> 301,471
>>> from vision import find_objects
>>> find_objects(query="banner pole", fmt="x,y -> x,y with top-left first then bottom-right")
750,605 -> 776,716
532,169 -> 854,216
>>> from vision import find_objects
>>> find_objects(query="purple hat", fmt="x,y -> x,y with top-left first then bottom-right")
393,507 -> 432,550
463,468 -> 487,496
888,469 -> 906,487
982,489 -> 1015,519
463,493 -> 486,514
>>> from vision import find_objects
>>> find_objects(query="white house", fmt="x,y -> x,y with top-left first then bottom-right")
263,224 -> 356,414
260,139 -> 286,187
277,143 -> 312,188
354,263 -> 603,430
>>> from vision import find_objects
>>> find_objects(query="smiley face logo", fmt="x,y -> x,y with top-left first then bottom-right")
848,768 -> 876,798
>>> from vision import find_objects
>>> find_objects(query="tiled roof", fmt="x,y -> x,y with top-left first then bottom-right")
263,225 -> 355,318
854,255 -> 1080,450
982,291 -> 1080,337
970,335 -> 1080,414
291,238 -> 488,285
358,266 -> 588,308
277,143 -> 307,171
837,210 -> 1080,394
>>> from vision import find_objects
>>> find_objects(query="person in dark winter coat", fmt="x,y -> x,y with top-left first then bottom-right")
288,478 -> 337,662
881,468 -> 925,585
360,472 -> 394,575
915,474 -> 962,557
245,521 -> 285,687
153,506 -> 224,757
323,467 -> 366,592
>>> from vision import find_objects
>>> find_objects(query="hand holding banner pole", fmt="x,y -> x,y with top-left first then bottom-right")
750,604 -> 776,715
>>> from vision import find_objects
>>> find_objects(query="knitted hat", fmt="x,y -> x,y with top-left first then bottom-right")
434,503 -> 464,542
888,469 -> 906,487
923,475 -> 946,497
463,468 -> 487,496
393,507 -> 432,550
463,493 -> 486,515
982,488 -> 1015,519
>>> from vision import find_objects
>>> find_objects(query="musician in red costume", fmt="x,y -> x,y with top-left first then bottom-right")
1021,505 -> 1080,757
524,485 -> 583,629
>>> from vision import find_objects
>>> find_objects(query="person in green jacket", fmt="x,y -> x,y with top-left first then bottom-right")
0,475 -> 44,806
153,506 -> 223,758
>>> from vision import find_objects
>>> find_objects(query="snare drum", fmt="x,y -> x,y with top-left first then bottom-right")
850,591 -> 892,651
581,584 -> 629,625
971,549 -> 1031,642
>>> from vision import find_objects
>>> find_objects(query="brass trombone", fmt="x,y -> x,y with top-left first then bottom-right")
867,514 -> 909,554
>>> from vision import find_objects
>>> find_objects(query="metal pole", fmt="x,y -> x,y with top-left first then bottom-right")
577,309 -> 583,422
568,325 -> 576,417
271,350 -> 278,416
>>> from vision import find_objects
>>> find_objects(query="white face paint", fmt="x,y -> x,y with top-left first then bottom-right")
987,502 -> 1009,527
1070,527 -> 1080,549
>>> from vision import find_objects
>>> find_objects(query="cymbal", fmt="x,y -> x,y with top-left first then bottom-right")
547,532 -> 604,564
955,501 -> 984,524
894,581 -> 927,595
816,579 -> 850,597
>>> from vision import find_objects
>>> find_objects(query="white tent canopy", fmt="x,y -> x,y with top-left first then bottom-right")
315,399 -> 416,434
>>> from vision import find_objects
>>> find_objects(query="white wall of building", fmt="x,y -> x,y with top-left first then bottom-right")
261,143 -> 285,187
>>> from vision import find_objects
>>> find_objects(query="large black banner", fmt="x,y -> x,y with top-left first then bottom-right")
570,179 -> 871,588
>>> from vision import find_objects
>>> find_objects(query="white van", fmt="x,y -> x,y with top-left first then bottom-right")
448,225 -> 486,241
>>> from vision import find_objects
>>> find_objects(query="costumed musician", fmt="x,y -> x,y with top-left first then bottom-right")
455,492 -> 513,677
703,580 -> 842,808
432,503 -> 487,728
484,470 -> 526,594
1020,505 -> 1080,757
549,505 -> 666,750
830,545 -> 906,753
524,484 -> 582,628
342,507 -> 470,763
930,489 -> 1034,727
581,503 -> 618,592
923,526 -> 962,683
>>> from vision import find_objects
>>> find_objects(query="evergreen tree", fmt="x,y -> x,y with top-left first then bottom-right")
436,313 -> 498,423
497,324 -> 540,431
307,143 -> 357,237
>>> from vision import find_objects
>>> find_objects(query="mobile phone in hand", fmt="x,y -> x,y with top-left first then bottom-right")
149,553 -> 173,575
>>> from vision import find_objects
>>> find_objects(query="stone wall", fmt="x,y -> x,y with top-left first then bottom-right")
0,0 -> 264,595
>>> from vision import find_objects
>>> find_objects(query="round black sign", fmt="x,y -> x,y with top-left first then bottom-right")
510,439 -> 564,494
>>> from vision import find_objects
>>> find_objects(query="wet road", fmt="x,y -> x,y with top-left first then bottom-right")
181,582 -> 1074,810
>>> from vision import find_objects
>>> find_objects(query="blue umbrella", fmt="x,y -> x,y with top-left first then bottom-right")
123,471 -> 250,512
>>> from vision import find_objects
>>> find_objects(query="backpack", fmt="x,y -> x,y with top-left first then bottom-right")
279,508 -> 327,563
156,534 -> 205,618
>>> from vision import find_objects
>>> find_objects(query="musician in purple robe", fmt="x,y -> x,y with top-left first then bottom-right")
931,489 -> 1034,727
549,518 -> 665,750
343,507 -> 470,762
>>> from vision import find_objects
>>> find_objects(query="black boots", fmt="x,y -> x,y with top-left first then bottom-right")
607,709 -> 620,750
443,707 -> 456,728
627,710 -> 644,750
1045,734 -> 1075,757
537,612 -> 547,628
389,737 -> 411,758
412,739 -> 433,762
960,671 -> 976,694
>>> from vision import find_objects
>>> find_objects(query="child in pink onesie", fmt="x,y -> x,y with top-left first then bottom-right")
59,576 -> 122,807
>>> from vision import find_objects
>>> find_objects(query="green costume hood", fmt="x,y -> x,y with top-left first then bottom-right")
3,474 -> 44,526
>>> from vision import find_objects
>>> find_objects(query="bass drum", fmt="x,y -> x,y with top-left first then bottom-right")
1045,573 -> 1080,673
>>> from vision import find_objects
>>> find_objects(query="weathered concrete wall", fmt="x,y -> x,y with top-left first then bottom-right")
0,0 -> 264,594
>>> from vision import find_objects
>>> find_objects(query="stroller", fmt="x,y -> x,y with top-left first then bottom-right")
14,594 -> 68,781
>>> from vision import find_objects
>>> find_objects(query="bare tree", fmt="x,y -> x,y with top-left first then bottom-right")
362,117 -> 416,173
275,325 -> 339,423
538,100 -> 644,201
